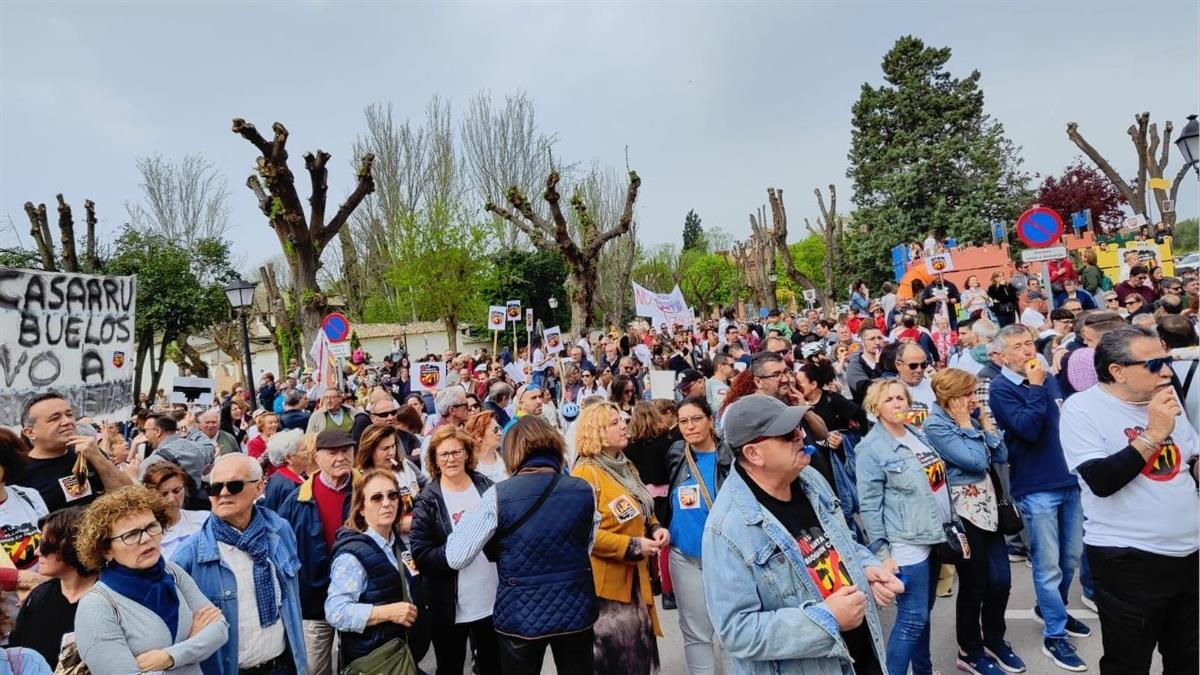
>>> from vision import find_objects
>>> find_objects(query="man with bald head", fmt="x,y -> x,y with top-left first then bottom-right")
189,407 -> 241,456
174,453 -> 308,675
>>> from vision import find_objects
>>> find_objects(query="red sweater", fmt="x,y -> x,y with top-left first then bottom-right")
312,475 -> 350,551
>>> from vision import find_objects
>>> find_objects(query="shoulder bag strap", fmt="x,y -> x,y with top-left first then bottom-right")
683,445 -> 714,510
493,472 -> 563,540
1184,361 -> 1199,394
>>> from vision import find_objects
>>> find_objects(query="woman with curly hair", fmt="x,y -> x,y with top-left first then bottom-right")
572,402 -> 668,675
74,485 -> 229,674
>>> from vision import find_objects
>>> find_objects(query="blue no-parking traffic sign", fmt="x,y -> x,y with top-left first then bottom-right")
321,313 -> 351,343
1015,207 -> 1064,248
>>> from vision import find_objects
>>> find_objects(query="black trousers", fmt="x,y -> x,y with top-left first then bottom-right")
953,519 -> 1011,655
497,628 -> 594,675
1087,546 -> 1199,675
431,616 -> 501,675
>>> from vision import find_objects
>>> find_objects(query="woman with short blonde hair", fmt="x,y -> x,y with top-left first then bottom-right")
74,486 -> 228,674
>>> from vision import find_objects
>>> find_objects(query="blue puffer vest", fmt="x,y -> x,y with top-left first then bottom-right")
329,528 -> 408,664
486,471 -> 598,639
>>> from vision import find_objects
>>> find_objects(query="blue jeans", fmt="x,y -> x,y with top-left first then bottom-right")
1016,487 -> 1083,640
887,556 -> 938,675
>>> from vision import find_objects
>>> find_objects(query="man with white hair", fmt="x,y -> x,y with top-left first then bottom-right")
173,453 -> 308,675
948,318 -> 998,376
306,388 -> 355,435
189,408 -> 241,457
433,386 -> 470,430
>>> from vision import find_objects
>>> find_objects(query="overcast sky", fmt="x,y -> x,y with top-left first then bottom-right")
2,1 -> 1197,275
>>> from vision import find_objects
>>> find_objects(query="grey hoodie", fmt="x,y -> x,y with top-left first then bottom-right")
140,435 -> 212,487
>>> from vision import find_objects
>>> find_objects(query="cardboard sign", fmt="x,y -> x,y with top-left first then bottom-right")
923,253 -> 955,275
487,306 -> 506,331
802,288 -> 817,304
506,300 -> 522,323
542,326 -> 564,354
0,268 -> 137,426
1123,214 -> 1149,230
410,361 -> 446,393
525,308 -> 534,333
170,376 -> 215,406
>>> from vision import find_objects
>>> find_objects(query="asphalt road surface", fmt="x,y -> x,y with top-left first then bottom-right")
421,557 -> 1163,674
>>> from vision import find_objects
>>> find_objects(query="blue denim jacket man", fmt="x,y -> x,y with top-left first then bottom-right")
173,457 -> 309,675
702,395 -> 899,675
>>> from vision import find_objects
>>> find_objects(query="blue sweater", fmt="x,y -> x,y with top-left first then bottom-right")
987,369 -> 1077,499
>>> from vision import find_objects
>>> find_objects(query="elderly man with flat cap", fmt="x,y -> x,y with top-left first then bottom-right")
276,429 -> 358,675
702,394 -> 901,675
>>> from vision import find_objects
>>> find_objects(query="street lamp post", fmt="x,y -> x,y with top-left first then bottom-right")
1176,114 -> 1199,178
224,277 -> 259,411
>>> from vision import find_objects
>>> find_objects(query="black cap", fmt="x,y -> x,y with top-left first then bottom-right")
677,369 -> 704,391
315,429 -> 355,450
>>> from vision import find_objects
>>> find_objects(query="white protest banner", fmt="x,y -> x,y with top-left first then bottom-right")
503,362 -> 528,385
410,361 -> 446,393
170,376 -> 215,406
308,331 -> 340,399
0,268 -> 137,426
542,326 -> 564,354
506,300 -> 522,323
923,252 -> 955,275
487,306 -> 506,331
648,370 -> 677,401
632,281 -> 694,326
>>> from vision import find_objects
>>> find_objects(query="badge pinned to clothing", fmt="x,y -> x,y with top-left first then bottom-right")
608,494 -> 640,524
677,485 -> 701,510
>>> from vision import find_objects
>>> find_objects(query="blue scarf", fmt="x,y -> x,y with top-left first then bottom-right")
519,453 -> 563,474
101,558 -> 180,639
210,506 -> 280,627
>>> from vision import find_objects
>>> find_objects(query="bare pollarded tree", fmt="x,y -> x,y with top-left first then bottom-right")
461,92 -> 557,248
766,187 -> 830,311
126,154 -> 231,248
22,195 -> 99,272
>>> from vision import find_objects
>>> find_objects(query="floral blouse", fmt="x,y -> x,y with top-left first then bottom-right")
951,473 -> 998,532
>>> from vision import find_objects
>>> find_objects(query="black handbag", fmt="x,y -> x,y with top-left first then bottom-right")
990,466 -> 1024,536
934,521 -> 970,564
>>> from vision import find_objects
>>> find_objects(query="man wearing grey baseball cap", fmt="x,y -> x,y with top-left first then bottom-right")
701,394 -> 902,675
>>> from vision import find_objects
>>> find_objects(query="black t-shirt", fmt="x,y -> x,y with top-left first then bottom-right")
8,578 -> 80,668
16,450 -> 103,513
738,464 -> 882,675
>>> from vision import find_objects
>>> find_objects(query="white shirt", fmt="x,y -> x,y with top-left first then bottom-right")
161,510 -> 210,562
947,350 -> 985,376
902,377 -> 938,429
1060,385 -> 1199,557
217,542 -> 287,667
475,454 -> 509,484
440,484 -> 499,623
1020,307 -> 1046,329
889,431 -> 952,565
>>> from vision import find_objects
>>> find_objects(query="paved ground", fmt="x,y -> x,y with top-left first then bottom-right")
421,557 -> 1163,674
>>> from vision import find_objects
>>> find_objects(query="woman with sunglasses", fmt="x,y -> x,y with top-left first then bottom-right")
409,426 -> 500,675
856,379 -> 953,675
74,485 -> 228,674
326,469 -> 421,672
464,411 -> 508,484
609,375 -> 637,420
8,508 -> 95,670
142,462 -> 210,561
576,367 -> 608,401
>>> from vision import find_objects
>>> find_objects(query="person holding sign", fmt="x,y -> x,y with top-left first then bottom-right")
17,393 -> 132,514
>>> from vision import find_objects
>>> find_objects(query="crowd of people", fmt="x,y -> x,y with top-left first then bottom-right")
0,249 -> 1196,675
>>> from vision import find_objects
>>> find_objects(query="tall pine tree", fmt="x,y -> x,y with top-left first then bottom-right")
847,36 -> 1031,285
682,209 -> 706,252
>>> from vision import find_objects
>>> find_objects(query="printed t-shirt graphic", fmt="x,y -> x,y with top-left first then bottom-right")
796,527 -> 852,598
1124,426 -> 1182,481
913,446 -> 947,493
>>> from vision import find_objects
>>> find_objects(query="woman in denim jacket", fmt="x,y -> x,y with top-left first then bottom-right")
923,369 -> 1026,674
855,379 -> 952,675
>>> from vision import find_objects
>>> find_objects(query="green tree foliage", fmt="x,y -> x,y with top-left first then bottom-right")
103,227 -> 237,397
679,250 -> 736,315
0,247 -> 43,270
682,209 -> 706,252
1175,218 -> 1198,254
848,36 -> 1032,286
480,249 -> 569,349
775,236 -> 840,299
633,243 -> 681,293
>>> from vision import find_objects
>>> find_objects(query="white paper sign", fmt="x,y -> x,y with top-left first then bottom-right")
923,253 -> 955,275
542,326 -> 564,354
410,361 -> 446,393
170,376 -> 215,406
0,268 -> 137,426
487,306 -> 505,331
506,300 -> 522,323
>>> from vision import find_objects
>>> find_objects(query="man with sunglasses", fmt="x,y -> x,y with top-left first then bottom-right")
433,387 -> 471,430
895,342 -> 937,429
1060,326 -> 1199,674
989,325 -> 1090,672
276,430 -> 359,675
174,454 -> 308,675
702,395 -> 901,675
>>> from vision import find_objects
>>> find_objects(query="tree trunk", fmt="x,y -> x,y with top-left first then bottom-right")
445,314 -> 459,353
766,187 -> 832,311
172,334 -> 210,378
133,328 -> 152,400
148,334 -> 172,400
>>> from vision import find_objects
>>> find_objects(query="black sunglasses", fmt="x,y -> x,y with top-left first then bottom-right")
368,490 -> 400,504
372,408 -> 399,418
903,361 -> 928,370
1119,356 -> 1174,373
1125,298 -> 1142,306
207,480 -> 255,496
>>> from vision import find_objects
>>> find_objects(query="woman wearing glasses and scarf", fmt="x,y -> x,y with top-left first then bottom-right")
74,485 -> 228,674
326,469 -> 421,673
572,402 -> 669,675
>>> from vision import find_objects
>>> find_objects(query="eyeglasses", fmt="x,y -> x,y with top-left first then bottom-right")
208,479 -> 257,496
757,370 -> 788,380
1119,356 -> 1174,373
1124,298 -> 1142,307
903,361 -> 928,370
1105,298 -> 1120,303
368,490 -> 400,504
678,415 -> 708,427
467,404 -> 481,412
437,449 -> 466,461
448,402 -> 468,411
109,521 -> 164,546
372,408 -> 399,418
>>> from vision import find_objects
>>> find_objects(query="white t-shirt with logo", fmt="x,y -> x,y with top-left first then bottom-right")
440,484 -> 499,622
1060,385 -> 1199,557
889,431 -> 952,566
903,378 -> 937,429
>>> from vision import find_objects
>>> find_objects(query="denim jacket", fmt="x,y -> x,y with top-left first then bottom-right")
855,423 -> 949,560
701,468 -> 888,675
921,404 -> 1007,487
172,508 -> 308,675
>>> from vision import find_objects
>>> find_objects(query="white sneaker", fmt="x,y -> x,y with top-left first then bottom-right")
1080,595 -> 1097,612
